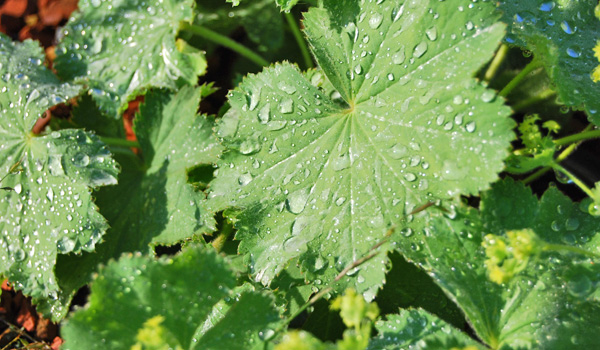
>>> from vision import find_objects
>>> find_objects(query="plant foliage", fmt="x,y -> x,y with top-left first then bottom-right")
0,0 -> 599,348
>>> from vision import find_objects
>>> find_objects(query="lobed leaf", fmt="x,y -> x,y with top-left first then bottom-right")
367,309 -> 485,350
61,245 -> 282,350
398,179 -> 600,349
63,87 -> 223,284
499,0 -> 600,125
54,0 -> 206,117
207,0 -> 514,299
0,35 -> 118,320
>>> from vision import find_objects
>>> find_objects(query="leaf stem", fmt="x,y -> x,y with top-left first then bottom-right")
285,12 -> 314,69
212,219 -> 234,253
484,44 -> 509,82
551,163 -> 595,198
179,21 -> 269,68
511,88 -> 556,112
499,59 -> 543,97
543,244 -> 600,259
554,129 -> 600,147
100,136 -> 140,148
522,125 -> 594,185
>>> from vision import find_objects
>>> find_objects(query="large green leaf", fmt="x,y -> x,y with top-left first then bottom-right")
499,0 -> 600,124
61,245 -> 282,350
207,0 -> 514,298
367,309 -> 485,350
63,87 -> 222,284
0,35 -> 118,320
398,179 -> 600,349
54,0 -> 206,118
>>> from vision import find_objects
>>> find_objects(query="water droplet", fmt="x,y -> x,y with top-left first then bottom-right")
465,21 -> 474,30
314,256 -> 326,270
465,121 -> 476,133
392,48 -> 405,64
286,188 -> 310,214
279,98 -> 293,114
369,13 -> 384,29
540,2 -> 555,11
238,173 -> 252,186
13,249 -> 26,261
404,172 -> 416,182
566,47 -> 581,58
239,138 -> 261,155
425,27 -> 437,41
335,197 -> 346,206
481,90 -> 495,103
413,42 -> 428,58
565,218 -> 579,231
560,20 -> 576,34
278,82 -> 297,95
387,73 -> 395,81
72,153 -> 90,167
48,155 -> 65,176
14,184 -> 22,194
248,89 -> 260,111
400,227 -> 413,237
46,188 -> 54,202
567,274 -> 592,298
90,0 -> 102,7
333,153 -> 351,171
290,216 -> 310,239
57,237 -> 76,253
551,220 -> 560,231
388,144 -> 408,159
258,104 -> 270,124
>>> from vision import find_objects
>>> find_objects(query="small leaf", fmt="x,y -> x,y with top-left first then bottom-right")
54,0 -> 206,117
0,35 -> 118,320
61,245 -> 282,350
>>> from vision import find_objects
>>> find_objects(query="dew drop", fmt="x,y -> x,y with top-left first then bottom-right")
565,218 -> 579,231
57,237 -> 76,253
425,27 -> 437,41
413,42 -> 428,58
388,144 -> 408,159
286,188 -> 310,214
540,2 -> 555,11
258,104 -> 270,124
46,188 -> 54,202
465,21 -> 474,30
239,138 -> 261,155
404,173 -> 416,182
72,153 -> 90,167
354,64 -> 363,75
465,121 -> 476,133
566,47 -> 581,58
369,13 -> 384,29
335,197 -> 346,206
392,48 -> 405,64
481,90 -> 495,103
387,73 -> 395,81
14,184 -> 22,194
238,173 -> 252,186
278,82 -> 297,95
279,98 -> 293,114
333,153 -> 351,171
560,20 -> 576,35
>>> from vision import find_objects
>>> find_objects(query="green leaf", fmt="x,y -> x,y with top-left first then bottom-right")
367,309 -> 485,350
397,179 -> 600,349
80,87 -> 222,261
62,245 -> 282,350
207,0 -> 514,298
0,35 -> 118,320
499,0 -> 600,124
54,0 -> 206,118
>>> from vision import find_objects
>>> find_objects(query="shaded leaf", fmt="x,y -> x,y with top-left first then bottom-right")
499,0 -> 600,124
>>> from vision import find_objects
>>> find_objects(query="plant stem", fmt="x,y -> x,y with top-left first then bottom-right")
551,163 -> 596,198
512,88 -> 556,112
100,136 -> 140,148
179,21 -> 269,68
554,129 -> 600,147
285,12 -> 314,69
499,59 -> 543,97
212,219 -> 234,253
484,44 -> 509,82
544,244 -> 600,259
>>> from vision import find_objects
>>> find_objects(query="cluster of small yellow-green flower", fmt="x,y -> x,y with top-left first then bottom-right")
482,229 -> 543,284
276,289 -> 379,350
131,315 -> 183,350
